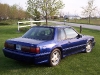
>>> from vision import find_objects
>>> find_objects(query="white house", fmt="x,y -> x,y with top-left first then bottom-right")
64,15 -> 81,19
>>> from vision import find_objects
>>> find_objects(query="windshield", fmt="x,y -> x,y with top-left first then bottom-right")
22,27 -> 54,40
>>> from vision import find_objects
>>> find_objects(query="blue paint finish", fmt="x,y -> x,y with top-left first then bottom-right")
3,25 -> 95,65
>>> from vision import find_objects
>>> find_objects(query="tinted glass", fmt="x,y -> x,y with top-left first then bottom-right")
22,27 -> 54,40
64,28 -> 78,39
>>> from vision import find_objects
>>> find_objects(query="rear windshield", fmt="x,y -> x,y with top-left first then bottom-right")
22,27 -> 54,40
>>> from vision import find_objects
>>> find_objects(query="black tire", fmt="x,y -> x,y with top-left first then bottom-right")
85,41 -> 93,53
49,49 -> 61,67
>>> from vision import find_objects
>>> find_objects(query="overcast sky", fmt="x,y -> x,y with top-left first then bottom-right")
0,0 -> 100,16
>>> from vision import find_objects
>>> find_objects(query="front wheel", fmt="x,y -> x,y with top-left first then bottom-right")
49,49 -> 61,67
85,41 -> 93,53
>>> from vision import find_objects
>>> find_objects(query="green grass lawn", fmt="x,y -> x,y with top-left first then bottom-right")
0,25 -> 100,75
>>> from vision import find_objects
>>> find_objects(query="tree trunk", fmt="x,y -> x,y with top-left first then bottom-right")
46,11 -> 48,25
45,2 -> 48,25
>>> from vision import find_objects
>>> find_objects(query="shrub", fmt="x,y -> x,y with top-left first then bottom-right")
0,20 -> 17,26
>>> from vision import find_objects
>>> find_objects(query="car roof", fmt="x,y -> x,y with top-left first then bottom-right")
32,25 -> 71,28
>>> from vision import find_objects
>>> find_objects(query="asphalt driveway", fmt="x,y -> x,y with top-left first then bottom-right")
49,21 -> 100,31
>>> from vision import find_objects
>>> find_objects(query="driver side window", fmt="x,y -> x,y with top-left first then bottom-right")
64,28 -> 78,39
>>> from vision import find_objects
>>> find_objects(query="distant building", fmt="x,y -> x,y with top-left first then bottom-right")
64,15 -> 81,19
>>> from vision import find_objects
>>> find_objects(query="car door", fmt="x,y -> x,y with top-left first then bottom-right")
63,27 -> 86,54
57,28 -> 74,56
57,27 -> 85,57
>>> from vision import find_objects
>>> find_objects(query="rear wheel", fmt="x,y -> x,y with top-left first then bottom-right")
85,41 -> 92,53
49,49 -> 61,67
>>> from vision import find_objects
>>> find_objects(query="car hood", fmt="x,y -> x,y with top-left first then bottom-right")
6,37 -> 45,46
82,35 -> 94,38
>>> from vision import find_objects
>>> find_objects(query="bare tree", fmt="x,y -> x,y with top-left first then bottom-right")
82,0 -> 96,24
97,9 -> 100,18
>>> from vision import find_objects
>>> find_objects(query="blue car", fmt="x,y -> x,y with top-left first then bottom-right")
3,25 -> 95,66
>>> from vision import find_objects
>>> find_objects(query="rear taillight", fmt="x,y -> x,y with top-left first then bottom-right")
4,42 -> 8,48
21,46 -> 30,52
21,46 -> 40,54
4,42 -> 14,49
30,47 -> 40,54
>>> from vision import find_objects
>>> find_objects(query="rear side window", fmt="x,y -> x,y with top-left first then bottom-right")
57,28 -> 66,41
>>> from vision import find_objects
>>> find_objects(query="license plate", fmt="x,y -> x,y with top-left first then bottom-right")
16,44 -> 21,50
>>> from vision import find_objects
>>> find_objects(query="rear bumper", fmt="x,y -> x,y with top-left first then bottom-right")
3,48 -> 50,64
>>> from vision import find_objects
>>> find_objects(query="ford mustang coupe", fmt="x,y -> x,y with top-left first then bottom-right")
3,25 -> 95,66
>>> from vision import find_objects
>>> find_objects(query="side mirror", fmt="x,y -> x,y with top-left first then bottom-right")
77,34 -> 82,39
